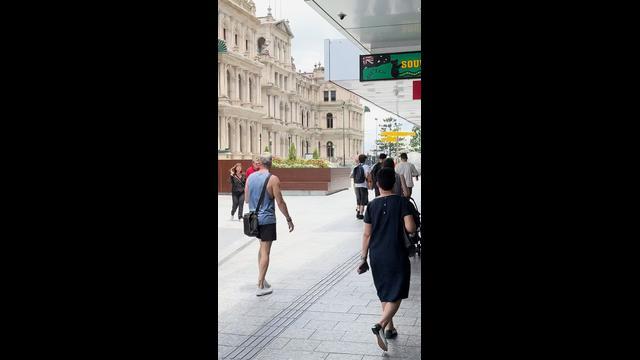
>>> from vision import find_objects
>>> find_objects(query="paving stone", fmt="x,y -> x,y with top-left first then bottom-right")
254,348 -> 329,360
218,345 -> 235,358
309,329 -> 348,341
220,323 -> 261,336
265,337 -> 291,349
385,345 -> 421,358
304,319 -> 339,330
340,330 -> 376,343
304,311 -> 359,322
316,341 -> 385,356
405,335 -> 421,347
325,354 -> 364,360
290,317 -> 311,328
278,327 -> 316,339
308,303 -> 353,313
218,333 -> 249,346
283,338 -> 323,351
333,321 -> 373,332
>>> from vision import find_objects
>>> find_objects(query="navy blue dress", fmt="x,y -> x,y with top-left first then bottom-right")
364,195 -> 412,302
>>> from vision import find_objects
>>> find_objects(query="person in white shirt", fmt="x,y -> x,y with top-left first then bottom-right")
350,154 -> 371,220
395,153 -> 420,198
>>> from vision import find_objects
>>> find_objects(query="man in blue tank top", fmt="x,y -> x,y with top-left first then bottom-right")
245,154 -> 294,296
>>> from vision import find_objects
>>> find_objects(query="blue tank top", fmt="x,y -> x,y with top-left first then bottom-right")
248,172 -> 276,225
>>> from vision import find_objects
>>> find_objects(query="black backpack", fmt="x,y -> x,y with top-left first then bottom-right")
353,164 -> 365,183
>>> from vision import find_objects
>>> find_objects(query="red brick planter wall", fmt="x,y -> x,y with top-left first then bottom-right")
217,160 -> 351,194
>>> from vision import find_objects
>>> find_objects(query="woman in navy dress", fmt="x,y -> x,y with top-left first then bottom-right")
359,167 -> 416,351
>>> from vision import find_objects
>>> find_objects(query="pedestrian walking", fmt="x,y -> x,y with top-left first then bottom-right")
246,158 -> 259,178
245,154 -> 294,296
357,167 -> 416,351
229,163 -> 246,221
368,153 -> 387,197
350,154 -> 371,220
395,153 -> 419,198
382,158 -> 409,197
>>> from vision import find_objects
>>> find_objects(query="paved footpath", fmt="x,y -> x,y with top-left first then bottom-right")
218,180 -> 422,360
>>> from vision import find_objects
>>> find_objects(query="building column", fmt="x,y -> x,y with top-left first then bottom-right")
257,75 -> 262,105
244,70 -> 249,102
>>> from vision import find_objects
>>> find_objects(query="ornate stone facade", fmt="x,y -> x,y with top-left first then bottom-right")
218,0 -> 364,162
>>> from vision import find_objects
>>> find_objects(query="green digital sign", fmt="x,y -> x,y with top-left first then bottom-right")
360,51 -> 422,81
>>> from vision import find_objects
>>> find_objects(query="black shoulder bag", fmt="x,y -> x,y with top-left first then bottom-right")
243,174 -> 271,237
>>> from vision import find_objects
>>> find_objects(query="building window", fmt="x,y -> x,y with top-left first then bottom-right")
238,74 -> 243,101
226,70 -> 231,98
330,90 -> 336,101
327,142 -> 334,158
249,78 -> 253,102
257,37 -> 265,53
326,113 -> 333,128
245,39 -> 249,51
284,77 -> 287,90
224,29 -> 227,40
323,91 -> 329,102
235,34 -> 238,45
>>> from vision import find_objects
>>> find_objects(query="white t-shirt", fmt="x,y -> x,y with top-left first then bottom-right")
350,164 -> 371,188
395,161 -> 418,188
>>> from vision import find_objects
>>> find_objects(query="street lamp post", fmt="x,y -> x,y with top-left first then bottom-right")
342,102 -> 346,166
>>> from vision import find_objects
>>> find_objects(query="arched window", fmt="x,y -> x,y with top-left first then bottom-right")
239,124 -> 244,152
326,113 -> 333,128
238,74 -> 242,101
249,78 -> 253,102
327,141 -> 334,158
257,37 -> 266,53
301,110 -> 304,126
227,123 -> 232,150
226,71 -> 231,98
307,111 -> 310,128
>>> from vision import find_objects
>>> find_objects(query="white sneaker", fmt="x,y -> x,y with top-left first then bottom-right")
230,215 -> 234,221
256,286 -> 273,296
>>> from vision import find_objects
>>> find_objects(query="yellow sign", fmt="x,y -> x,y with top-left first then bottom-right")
380,131 -> 416,137
380,136 -> 399,143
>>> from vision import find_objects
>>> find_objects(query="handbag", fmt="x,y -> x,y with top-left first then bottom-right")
243,174 -> 271,237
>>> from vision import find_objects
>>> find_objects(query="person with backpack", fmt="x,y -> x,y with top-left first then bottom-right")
350,154 -> 371,220
368,153 -> 387,197
357,167 -> 417,351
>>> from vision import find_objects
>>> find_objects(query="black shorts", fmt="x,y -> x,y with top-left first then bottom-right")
355,187 -> 369,206
257,223 -> 277,241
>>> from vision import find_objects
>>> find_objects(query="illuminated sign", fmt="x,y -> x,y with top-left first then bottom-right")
360,51 -> 421,81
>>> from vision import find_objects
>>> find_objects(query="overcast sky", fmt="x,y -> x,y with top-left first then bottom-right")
253,0 -> 414,153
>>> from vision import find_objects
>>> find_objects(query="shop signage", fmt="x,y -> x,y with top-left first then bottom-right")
360,51 -> 421,81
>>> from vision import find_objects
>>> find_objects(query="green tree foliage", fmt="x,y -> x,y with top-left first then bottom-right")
410,125 -> 421,152
264,145 -> 270,153
288,143 -> 297,160
312,148 -> 319,159
375,117 -> 403,156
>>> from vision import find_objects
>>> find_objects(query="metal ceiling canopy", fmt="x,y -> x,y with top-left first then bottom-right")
304,0 -> 421,54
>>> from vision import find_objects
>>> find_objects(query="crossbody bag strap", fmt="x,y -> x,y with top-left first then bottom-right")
255,174 -> 272,214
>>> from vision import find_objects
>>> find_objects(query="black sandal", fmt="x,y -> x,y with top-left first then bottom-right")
385,328 -> 398,339
371,323 -> 388,351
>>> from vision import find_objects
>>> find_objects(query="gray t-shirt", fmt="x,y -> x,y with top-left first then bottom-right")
395,161 -> 418,188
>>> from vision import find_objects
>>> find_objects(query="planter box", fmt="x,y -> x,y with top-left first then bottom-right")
217,160 -> 350,195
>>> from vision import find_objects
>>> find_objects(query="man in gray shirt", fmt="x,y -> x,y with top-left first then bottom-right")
395,153 -> 419,198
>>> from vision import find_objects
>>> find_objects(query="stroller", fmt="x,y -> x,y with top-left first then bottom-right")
406,197 -> 422,257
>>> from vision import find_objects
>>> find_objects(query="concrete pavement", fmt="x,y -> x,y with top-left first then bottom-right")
218,179 -> 422,359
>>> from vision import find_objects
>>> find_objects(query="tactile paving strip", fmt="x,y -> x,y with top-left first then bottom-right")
222,252 -> 361,359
